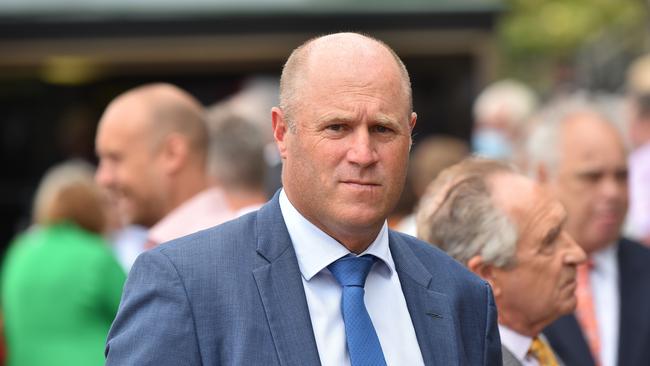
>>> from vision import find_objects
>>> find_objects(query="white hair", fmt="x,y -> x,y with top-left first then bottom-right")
416,159 -> 519,268
473,79 -> 538,130
525,92 -> 619,179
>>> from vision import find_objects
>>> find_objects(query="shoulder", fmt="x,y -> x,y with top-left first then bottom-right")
144,210 -> 260,278
619,237 -> 650,255
618,237 -> 650,274
391,230 -> 485,287
156,210 -> 258,255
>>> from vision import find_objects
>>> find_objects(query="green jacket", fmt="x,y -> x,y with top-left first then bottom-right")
1,222 -> 126,366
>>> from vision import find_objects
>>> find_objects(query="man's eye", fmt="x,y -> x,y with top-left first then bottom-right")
579,172 -> 603,183
327,124 -> 344,131
373,125 -> 392,133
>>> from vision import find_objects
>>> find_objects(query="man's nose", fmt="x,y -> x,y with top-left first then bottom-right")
95,161 -> 113,188
563,232 -> 587,265
347,129 -> 378,167
600,174 -> 627,200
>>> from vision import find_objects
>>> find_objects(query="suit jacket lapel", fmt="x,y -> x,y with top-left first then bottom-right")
252,194 -> 321,366
389,232 -> 460,365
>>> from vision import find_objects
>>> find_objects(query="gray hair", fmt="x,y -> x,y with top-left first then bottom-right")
279,33 -> 413,131
473,79 -> 538,130
524,92 -> 620,179
416,158 -> 518,268
206,106 -> 266,190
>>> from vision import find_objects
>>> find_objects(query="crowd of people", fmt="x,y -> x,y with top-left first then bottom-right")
1,31 -> 650,365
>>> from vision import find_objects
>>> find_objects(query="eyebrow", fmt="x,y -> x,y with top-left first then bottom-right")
315,112 -> 400,126
542,216 -> 567,245
374,114 -> 400,126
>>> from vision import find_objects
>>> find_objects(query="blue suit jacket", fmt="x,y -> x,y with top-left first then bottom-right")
106,193 -> 502,365
543,238 -> 650,366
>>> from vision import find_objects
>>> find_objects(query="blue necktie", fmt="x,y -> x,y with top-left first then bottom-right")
328,255 -> 387,366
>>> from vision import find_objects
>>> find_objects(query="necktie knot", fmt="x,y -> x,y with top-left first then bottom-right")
529,336 -> 559,366
328,255 -> 376,287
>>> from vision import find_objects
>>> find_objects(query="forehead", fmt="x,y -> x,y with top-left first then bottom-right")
294,41 -> 409,116
96,100 -> 151,151
492,173 -> 565,233
559,114 -> 627,170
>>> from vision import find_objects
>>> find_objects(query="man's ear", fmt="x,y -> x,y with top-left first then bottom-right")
409,112 -> 417,132
160,133 -> 188,175
467,255 -> 501,297
272,107 -> 290,160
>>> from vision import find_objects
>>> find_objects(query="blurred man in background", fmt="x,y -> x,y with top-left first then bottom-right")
472,79 -> 538,163
417,158 -> 585,366
95,83 -> 232,247
206,106 -> 268,216
526,95 -> 650,366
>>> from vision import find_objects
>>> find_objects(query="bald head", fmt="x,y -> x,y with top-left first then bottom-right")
279,33 -> 412,129
101,83 -> 208,154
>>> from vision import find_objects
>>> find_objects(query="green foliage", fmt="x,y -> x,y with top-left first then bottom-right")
496,0 -> 648,89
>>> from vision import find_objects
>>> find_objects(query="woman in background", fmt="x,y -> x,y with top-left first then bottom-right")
1,160 -> 125,366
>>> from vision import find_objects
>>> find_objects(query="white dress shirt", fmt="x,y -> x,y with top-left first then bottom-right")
279,190 -> 425,366
591,244 -> 619,366
498,325 -> 539,366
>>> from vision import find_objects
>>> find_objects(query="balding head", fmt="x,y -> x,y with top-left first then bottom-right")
101,83 -> 208,154
95,83 -> 210,227
279,33 -> 412,130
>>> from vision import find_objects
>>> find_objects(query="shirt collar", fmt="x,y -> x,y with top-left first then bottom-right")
278,189 -> 394,281
148,187 -> 229,244
589,242 -> 618,273
498,325 -> 533,362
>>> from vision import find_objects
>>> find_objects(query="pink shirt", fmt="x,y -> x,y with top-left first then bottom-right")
148,187 -> 233,245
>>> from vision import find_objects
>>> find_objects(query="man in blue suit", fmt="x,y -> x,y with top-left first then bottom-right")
105,32 -> 502,365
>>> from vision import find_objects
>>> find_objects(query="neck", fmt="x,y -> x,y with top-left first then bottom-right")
318,222 -> 383,254
497,311 -> 545,338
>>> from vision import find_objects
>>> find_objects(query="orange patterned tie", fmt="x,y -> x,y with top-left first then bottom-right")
529,336 -> 559,366
575,260 -> 601,365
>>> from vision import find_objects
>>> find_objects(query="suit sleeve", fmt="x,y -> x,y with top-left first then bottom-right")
483,282 -> 503,366
105,249 -> 202,366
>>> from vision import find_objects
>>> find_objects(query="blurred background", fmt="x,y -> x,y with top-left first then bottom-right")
0,0 -> 648,256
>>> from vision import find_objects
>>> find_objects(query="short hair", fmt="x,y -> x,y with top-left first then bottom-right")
116,83 -> 209,156
416,157 -> 518,267
279,33 -> 413,130
206,107 -> 267,190
524,93 -> 617,178
473,79 -> 538,130
33,160 -> 107,234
